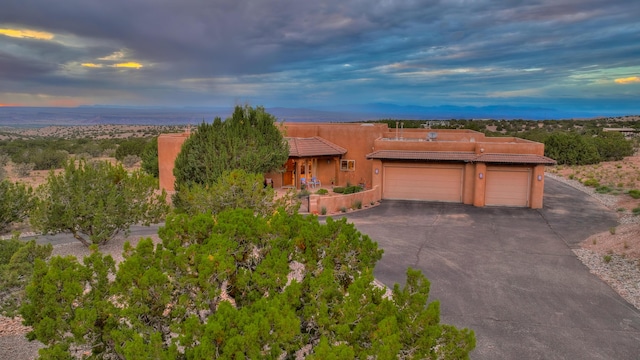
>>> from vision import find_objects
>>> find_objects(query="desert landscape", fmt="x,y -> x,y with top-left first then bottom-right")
1,123 -> 640,359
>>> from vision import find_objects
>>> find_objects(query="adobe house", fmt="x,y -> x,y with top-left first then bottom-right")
158,123 -> 556,209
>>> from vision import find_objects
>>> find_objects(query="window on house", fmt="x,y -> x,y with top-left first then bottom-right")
340,159 -> 355,171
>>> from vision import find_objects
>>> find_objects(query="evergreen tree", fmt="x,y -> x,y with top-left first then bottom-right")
30,159 -> 169,246
21,209 -> 475,359
173,105 -> 289,189
0,180 -> 34,233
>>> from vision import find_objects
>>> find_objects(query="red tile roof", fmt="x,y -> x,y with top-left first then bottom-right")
366,150 -> 477,161
287,137 -> 347,157
367,150 -> 557,165
473,153 -> 557,165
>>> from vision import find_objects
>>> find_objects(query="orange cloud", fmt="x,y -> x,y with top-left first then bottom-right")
0,28 -> 53,40
112,62 -> 143,69
615,76 -> 640,84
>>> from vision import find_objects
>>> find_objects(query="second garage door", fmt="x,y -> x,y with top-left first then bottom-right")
383,164 -> 463,202
485,167 -> 531,207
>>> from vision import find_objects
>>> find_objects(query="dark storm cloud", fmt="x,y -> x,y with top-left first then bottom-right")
1,0 -> 639,109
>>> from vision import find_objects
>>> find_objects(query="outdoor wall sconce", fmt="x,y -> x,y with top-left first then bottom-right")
478,173 -> 484,179
375,168 -> 379,174
537,175 -> 543,181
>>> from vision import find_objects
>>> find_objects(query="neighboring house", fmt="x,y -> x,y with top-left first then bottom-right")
158,122 -> 556,209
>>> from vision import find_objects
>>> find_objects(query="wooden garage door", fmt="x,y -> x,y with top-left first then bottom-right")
485,167 -> 531,207
383,164 -> 463,202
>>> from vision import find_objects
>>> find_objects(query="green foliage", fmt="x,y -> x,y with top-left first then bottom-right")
0,180 -> 35,233
140,136 -> 159,177
21,210 -> 475,359
320,206 -> 327,215
13,148 -> 68,170
628,189 -> 640,199
582,178 -> 599,187
333,185 -> 363,194
30,160 -> 169,246
603,255 -> 612,263
172,169 -> 295,216
352,200 -> 362,209
633,207 -> 640,215
115,138 -> 148,161
316,188 -> 329,195
544,133 -> 600,165
173,105 -> 289,189
592,132 -> 634,161
0,237 -> 52,317
122,154 -> 141,168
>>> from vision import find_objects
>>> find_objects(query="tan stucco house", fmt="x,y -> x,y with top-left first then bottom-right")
158,122 -> 556,209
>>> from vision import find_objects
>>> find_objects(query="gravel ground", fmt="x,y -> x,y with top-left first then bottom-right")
546,172 -> 640,311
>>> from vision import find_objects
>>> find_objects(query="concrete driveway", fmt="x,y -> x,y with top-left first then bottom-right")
343,177 -> 640,359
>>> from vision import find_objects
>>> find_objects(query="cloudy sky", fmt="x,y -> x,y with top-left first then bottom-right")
1,0 -> 639,114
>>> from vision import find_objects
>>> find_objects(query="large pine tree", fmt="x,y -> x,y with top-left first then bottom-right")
173,105 -> 289,189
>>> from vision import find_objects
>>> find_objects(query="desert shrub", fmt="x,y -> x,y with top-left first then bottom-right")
122,154 -> 140,168
296,189 -> 311,198
14,162 -> 34,177
0,181 -> 35,233
603,255 -> 612,263
632,207 -> 640,215
352,200 -> 362,209
340,206 -> 347,213
544,132 -> 600,165
582,178 -> 599,187
0,237 -> 52,317
316,188 -> 329,195
609,227 -> 616,235
320,206 -> 327,215
333,186 -> 346,194
595,185 -> 612,194
628,189 -> 640,199
114,138 -> 148,161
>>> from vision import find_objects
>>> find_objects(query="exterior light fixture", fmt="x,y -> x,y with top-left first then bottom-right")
375,168 -> 379,174
537,175 -> 543,181
479,173 -> 484,179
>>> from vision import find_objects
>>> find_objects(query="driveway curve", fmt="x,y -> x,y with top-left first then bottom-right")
343,177 -> 640,359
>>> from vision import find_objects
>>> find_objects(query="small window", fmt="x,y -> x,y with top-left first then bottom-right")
340,160 -> 355,171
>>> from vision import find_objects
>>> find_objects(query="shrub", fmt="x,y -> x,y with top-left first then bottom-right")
340,206 -> 347,213
316,188 -> 329,195
582,178 -> 599,187
603,255 -> 612,263
333,186 -> 346,194
114,138 -> 148,161
0,181 -> 34,233
14,162 -> 35,177
595,185 -> 612,194
628,189 -> 640,199
352,200 -> 362,209
609,227 -> 616,235
122,154 -> 141,168
320,206 -> 327,215
632,207 -> 640,215
0,237 -> 52,317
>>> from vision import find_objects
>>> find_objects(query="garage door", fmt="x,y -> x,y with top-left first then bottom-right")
485,167 -> 531,207
383,164 -> 463,202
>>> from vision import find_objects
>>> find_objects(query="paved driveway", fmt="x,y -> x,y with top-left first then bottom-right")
343,178 -> 640,359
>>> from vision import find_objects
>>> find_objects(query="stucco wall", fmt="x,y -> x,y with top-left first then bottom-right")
158,132 -> 189,192
309,186 -> 379,214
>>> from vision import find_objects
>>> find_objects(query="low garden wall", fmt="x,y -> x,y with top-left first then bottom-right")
308,186 -> 380,215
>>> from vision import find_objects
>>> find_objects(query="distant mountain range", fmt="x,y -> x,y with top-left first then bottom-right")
0,104 -> 631,127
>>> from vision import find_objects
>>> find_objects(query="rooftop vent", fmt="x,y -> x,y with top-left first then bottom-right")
427,132 -> 438,141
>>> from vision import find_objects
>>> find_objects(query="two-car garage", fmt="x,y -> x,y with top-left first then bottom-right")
379,161 -> 534,207
366,149 -> 556,209
382,164 -> 464,203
